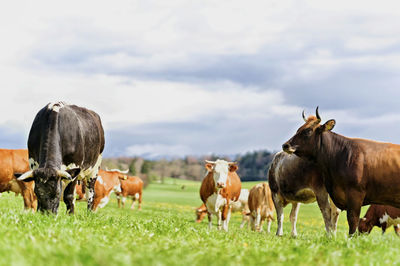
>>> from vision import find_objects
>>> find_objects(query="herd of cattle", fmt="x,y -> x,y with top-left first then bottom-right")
0,102 -> 143,214
197,107 -> 400,236
1,102 -> 400,237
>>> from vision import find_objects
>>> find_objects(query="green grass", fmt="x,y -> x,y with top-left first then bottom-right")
0,178 -> 399,265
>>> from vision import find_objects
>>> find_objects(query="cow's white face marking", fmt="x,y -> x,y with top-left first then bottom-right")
379,212 -> 400,227
212,159 -> 229,188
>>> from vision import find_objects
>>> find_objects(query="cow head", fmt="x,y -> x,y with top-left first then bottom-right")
282,107 -> 336,160
205,159 -> 238,188
16,167 -> 81,214
195,207 -> 207,223
358,217 -> 373,234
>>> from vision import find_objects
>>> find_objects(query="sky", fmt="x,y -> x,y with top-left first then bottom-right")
1,0 -> 400,158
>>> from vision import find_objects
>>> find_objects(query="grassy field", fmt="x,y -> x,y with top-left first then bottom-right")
0,178 -> 399,266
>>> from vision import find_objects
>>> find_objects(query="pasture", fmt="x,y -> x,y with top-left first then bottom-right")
0,178 -> 399,266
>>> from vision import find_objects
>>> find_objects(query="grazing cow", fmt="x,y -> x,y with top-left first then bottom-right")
17,102 -> 105,214
359,205 -> 400,236
248,183 -> 275,232
116,175 -> 143,210
0,149 -> 36,210
199,159 -> 241,231
91,169 -> 124,211
195,203 -> 208,223
195,189 -> 250,228
269,151 -> 340,236
283,107 -> 400,235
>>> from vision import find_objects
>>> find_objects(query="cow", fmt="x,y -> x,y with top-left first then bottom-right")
248,182 -> 275,232
0,149 -> 36,210
195,189 -> 250,228
116,175 -> 143,210
268,151 -> 340,236
359,205 -> 400,236
17,102 -> 105,214
91,169 -> 124,211
283,107 -> 400,235
199,159 -> 241,231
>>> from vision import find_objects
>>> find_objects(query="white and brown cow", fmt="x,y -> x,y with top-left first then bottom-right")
199,159 -> 241,231
196,189 -> 250,228
359,204 -> 400,236
116,175 -> 143,210
91,169 -> 124,211
248,182 -> 275,232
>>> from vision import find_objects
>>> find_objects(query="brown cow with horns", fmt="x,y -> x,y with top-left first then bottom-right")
283,107 -> 400,235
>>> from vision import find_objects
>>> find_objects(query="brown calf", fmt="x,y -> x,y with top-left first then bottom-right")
200,159 -> 241,231
2,149 -> 36,210
116,175 -> 143,210
359,204 -> 400,236
283,107 -> 400,235
248,183 -> 275,232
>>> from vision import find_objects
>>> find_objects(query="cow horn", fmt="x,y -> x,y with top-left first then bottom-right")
16,170 -> 34,181
57,170 -> 73,180
302,110 -> 307,122
315,106 -> 321,121
205,160 -> 215,164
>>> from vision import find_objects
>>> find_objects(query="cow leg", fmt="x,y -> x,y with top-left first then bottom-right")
224,207 -> 232,232
381,223 -> 387,235
315,192 -> 333,235
138,192 -> 142,210
255,208 -> 262,232
346,190 -> 364,236
86,176 -> 97,211
330,199 -> 340,234
130,197 -> 135,210
250,214 -> 255,231
64,179 -> 78,214
117,195 -> 121,208
19,182 -> 37,211
272,193 -> 284,236
217,211 -> 222,230
266,218 -> 272,233
121,196 -> 126,208
394,225 -> 400,236
290,202 -> 300,237
240,212 -> 248,229
207,212 -> 213,230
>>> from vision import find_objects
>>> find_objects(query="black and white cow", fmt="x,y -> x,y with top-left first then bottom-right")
17,102 -> 105,214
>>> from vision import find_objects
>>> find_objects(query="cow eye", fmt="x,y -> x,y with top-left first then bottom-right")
303,128 -> 313,136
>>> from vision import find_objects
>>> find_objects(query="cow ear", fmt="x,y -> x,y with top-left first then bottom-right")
205,163 -> 213,172
322,119 -> 335,131
229,164 -> 238,172
66,168 -> 81,179
14,173 -> 35,182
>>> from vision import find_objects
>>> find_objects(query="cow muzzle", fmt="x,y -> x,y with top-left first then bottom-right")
216,182 -> 225,188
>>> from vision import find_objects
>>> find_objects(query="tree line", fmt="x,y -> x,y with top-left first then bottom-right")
101,149 -> 276,185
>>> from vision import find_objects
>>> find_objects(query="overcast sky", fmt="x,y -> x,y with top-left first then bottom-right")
1,0 -> 400,158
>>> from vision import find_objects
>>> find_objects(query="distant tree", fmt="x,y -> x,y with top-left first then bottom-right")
141,160 -> 152,175
129,160 -> 136,175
